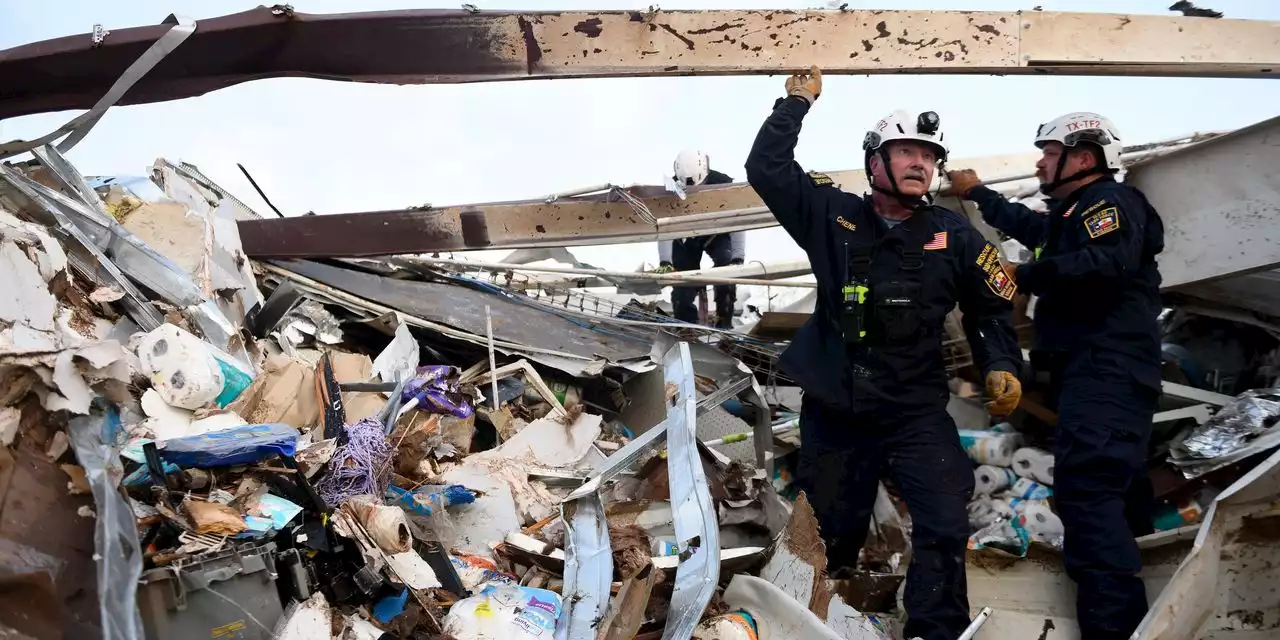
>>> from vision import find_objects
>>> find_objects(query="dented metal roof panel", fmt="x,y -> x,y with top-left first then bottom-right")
269,259 -> 654,367
3,7 -> 1279,119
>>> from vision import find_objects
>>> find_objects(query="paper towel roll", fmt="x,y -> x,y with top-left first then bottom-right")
346,495 -> 412,554
1009,477 -> 1053,501
957,430 -> 1025,467
1019,502 -> 1065,544
973,465 -> 1018,497
1012,447 -> 1055,485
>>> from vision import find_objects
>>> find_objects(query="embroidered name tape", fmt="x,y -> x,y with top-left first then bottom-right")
809,171 -> 834,186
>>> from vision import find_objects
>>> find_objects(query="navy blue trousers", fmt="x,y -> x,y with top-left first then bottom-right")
797,398 -> 973,640
670,234 -> 736,328
1054,349 -> 1158,639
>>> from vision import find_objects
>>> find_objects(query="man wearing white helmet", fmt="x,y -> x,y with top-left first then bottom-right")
745,66 -> 1023,640
656,149 -> 746,328
948,113 -> 1165,639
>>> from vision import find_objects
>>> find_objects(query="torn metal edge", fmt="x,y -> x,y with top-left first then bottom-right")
660,341 -> 720,639
558,493 -> 613,640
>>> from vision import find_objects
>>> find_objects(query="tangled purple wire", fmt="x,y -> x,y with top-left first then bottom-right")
316,417 -> 395,509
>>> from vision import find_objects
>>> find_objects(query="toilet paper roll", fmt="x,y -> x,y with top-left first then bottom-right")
1009,477 -> 1053,501
1011,447 -> 1055,486
957,430 -> 1025,467
973,465 -> 1018,497
1018,502 -> 1065,544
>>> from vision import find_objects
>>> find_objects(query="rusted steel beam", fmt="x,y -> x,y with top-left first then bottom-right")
3,7 -> 1278,119
238,152 -> 1043,258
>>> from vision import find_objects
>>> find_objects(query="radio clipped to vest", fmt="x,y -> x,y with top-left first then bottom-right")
840,210 -> 932,345
841,279 -> 870,344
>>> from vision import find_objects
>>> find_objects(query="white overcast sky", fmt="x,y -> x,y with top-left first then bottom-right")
3,0 -> 1279,271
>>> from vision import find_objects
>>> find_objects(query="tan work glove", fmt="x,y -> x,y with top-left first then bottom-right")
985,370 -> 1022,418
785,65 -> 823,104
944,169 -> 982,199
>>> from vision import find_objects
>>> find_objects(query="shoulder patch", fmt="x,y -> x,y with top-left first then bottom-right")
835,215 -> 857,232
975,242 -> 1016,300
808,171 -> 834,187
985,266 -> 1017,301
1084,207 -> 1121,239
923,231 -> 948,250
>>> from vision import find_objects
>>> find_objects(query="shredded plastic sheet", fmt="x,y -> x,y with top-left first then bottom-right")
67,403 -> 145,640
1176,390 -> 1280,460
400,365 -> 474,418
967,517 -> 1032,557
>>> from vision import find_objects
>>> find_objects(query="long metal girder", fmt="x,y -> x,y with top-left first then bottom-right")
3,7 -> 1279,120
238,152 -> 1042,258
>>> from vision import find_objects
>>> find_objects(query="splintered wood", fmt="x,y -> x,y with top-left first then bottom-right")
759,491 -> 834,619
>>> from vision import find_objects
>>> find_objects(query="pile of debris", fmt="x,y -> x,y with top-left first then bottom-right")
4,142 -> 1280,640
0,146 -> 889,640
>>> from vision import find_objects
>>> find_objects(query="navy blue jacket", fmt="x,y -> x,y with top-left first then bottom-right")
745,96 -> 1021,413
967,178 -> 1165,389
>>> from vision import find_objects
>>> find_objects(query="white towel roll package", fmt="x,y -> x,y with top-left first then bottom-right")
958,430 -> 1025,467
1018,502 -> 1066,544
1012,447 -> 1055,486
973,465 -> 1018,497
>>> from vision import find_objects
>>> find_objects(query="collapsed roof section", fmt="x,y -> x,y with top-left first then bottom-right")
2,6 -> 1279,120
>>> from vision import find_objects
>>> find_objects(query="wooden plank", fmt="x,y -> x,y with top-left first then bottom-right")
5,8 -> 1280,120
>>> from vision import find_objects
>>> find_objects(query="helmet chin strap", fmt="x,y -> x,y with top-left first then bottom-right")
1039,146 -> 1109,196
865,148 -> 934,211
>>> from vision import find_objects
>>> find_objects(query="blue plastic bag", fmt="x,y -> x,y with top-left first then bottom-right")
157,423 -> 299,468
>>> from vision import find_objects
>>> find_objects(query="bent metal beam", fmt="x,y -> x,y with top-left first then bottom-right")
2,7 -> 1278,119
237,152 -> 1045,258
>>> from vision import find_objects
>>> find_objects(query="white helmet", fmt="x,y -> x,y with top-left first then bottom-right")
1034,112 -> 1122,171
673,149 -> 709,187
862,110 -> 949,162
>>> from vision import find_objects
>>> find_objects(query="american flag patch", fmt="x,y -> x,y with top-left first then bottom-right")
923,231 -> 948,250
1063,202 -> 1077,217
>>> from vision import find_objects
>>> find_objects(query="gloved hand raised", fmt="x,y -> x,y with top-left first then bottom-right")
785,65 -> 823,105
984,370 -> 1022,418
944,169 -> 983,199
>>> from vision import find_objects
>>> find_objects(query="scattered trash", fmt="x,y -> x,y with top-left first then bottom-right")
0,116 -> 1276,640
443,582 -> 563,640
316,418 -> 395,508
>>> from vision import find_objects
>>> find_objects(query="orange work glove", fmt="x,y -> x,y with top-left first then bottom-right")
944,169 -> 983,199
985,370 -> 1022,418
785,65 -> 823,104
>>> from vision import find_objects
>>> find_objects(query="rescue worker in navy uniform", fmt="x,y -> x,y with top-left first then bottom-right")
657,149 -> 746,328
947,112 -> 1165,639
745,66 -> 1023,640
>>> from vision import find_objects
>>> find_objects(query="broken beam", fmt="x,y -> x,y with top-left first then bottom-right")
3,8 -> 1279,119
238,152 -> 1041,258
